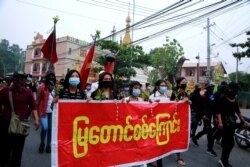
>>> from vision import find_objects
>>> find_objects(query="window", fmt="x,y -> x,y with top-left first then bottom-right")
185,68 -> 194,76
32,63 -> 40,72
68,48 -> 72,55
42,62 -> 48,72
34,48 -> 41,58
200,68 -> 206,76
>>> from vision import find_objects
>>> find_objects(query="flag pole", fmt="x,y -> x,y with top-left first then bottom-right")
48,16 -> 59,73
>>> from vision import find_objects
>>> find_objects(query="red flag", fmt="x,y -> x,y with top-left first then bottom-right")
80,43 -> 96,89
41,29 -> 58,64
104,51 -> 119,74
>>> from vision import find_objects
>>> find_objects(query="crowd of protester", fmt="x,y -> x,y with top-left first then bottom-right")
0,69 -> 249,167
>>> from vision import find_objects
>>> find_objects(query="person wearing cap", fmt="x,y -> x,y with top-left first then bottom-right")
36,71 -> 58,154
0,71 -> 40,167
192,82 -> 218,156
217,82 -> 248,167
213,81 -> 228,144
189,83 -> 203,140
123,81 -> 143,102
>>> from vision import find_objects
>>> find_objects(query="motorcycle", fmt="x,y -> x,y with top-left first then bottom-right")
234,116 -> 250,148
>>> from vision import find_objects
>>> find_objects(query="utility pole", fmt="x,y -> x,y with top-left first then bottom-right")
236,47 -> 239,83
207,18 -> 211,82
111,26 -> 116,41
195,53 -> 200,83
205,18 -> 215,82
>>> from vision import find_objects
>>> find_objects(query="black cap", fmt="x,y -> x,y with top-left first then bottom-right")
205,82 -> 214,88
13,71 -> 27,78
130,81 -> 142,88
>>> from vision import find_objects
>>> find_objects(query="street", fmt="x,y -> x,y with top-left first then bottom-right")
21,110 -> 250,167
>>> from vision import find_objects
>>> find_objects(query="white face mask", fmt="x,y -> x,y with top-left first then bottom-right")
69,77 -> 80,87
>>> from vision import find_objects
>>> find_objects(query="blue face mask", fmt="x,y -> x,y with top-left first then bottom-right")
132,89 -> 141,97
159,86 -> 167,94
69,77 -> 80,87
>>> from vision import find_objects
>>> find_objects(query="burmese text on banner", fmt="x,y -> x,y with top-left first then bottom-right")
52,101 -> 190,167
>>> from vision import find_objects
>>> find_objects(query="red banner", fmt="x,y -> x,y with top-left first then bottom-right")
52,101 -> 190,167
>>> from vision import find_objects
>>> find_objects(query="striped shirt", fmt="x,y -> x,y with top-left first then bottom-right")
59,89 -> 86,100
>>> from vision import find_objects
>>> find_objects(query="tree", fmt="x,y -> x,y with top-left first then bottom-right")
149,37 -> 185,84
0,39 -> 24,76
230,31 -> 250,59
228,72 -> 250,91
96,40 -> 151,88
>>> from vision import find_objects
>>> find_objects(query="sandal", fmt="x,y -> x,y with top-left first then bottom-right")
177,158 -> 186,166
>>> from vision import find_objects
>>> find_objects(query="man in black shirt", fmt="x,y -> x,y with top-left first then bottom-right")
217,82 -> 248,167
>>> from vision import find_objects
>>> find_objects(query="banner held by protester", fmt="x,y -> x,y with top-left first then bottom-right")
52,101 -> 190,167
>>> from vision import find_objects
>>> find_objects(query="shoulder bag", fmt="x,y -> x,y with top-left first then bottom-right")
8,91 -> 30,136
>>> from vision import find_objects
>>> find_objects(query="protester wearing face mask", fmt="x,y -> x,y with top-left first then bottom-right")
148,79 -> 170,167
59,69 -> 86,100
37,71 -> 58,154
217,82 -> 248,167
0,71 -> 39,167
149,79 -> 170,103
91,72 -> 117,100
123,81 -> 143,102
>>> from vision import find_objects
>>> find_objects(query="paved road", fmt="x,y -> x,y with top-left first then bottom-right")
21,109 -> 250,167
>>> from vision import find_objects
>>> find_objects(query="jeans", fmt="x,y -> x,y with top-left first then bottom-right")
40,113 -> 52,146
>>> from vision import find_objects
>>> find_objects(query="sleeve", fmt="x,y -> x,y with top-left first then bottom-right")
28,89 -> 36,111
234,100 -> 241,114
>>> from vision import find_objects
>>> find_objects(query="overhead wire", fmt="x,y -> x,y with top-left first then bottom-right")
130,0 -> 243,45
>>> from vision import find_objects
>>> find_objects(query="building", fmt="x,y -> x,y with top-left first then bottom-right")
24,33 -> 103,83
181,61 -> 227,83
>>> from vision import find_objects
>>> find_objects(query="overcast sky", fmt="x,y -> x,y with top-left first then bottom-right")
1,0 -> 250,74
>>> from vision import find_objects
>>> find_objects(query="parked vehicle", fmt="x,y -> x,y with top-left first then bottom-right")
234,116 -> 250,148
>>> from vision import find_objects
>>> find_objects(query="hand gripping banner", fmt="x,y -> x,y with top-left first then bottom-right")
51,101 -> 190,167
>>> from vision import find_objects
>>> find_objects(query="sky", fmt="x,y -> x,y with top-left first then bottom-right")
1,0 -> 250,74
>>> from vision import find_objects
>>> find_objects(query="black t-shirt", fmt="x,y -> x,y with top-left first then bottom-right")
217,96 -> 240,123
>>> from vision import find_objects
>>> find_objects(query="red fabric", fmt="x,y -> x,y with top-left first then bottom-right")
36,83 -> 50,117
41,29 -> 58,64
54,101 -> 190,167
104,51 -> 119,73
0,86 -> 36,120
80,43 -> 95,89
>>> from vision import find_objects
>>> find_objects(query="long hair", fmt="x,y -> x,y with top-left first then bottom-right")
153,79 -> 167,95
63,69 -> 82,90
176,77 -> 186,89
97,72 -> 115,90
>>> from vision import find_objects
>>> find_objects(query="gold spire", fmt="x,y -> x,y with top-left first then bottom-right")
122,14 -> 131,45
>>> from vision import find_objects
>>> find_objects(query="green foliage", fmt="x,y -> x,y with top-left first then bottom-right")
149,37 -> 184,84
94,90 -> 106,100
230,31 -> 250,60
148,69 -> 159,85
229,72 -> 250,91
0,39 -> 24,76
96,40 -> 149,87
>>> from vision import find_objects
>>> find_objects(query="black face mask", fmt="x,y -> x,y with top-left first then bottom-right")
47,80 -> 55,92
226,91 -> 237,99
180,84 -> 187,90
102,81 -> 112,88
